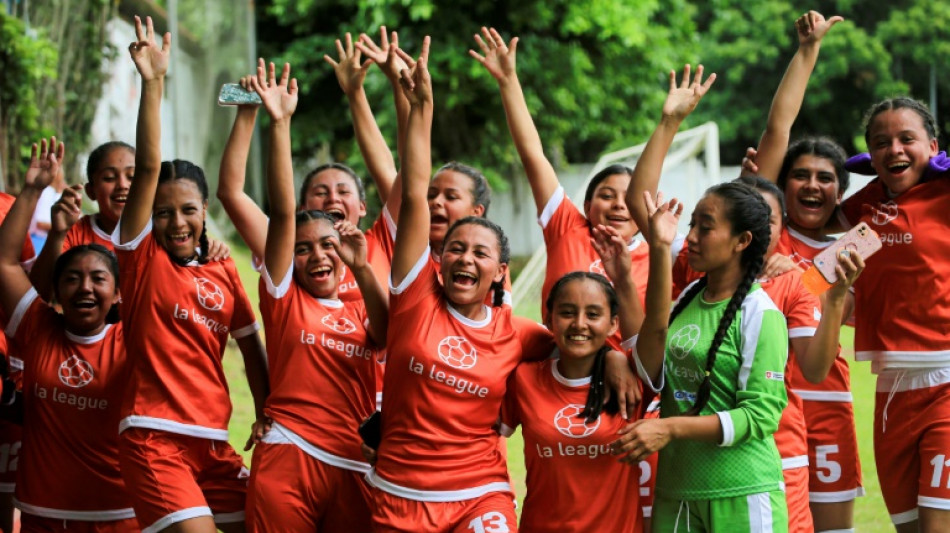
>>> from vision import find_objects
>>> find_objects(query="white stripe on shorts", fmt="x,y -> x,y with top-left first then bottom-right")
890,508 -> 918,525
747,492 -> 773,533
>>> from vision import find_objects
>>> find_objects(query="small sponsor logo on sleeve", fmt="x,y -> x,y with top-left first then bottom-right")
765,371 -> 784,381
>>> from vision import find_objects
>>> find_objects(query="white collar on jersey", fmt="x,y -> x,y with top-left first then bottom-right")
551,352 -> 593,387
446,302 -> 492,328
64,323 -> 112,344
626,237 -> 643,252
317,297 -> 343,308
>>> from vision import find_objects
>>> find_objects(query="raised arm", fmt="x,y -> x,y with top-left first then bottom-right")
120,16 -> 169,244
333,221 -> 389,344
591,224 -> 644,338
471,27 -> 558,213
29,184 -> 83,301
751,11 -> 843,182
0,138 -> 62,316
217,80 -> 267,259
249,60 -> 298,280
390,37 -> 433,286
627,66 -> 715,241
636,192 -> 683,382
327,32 -> 398,205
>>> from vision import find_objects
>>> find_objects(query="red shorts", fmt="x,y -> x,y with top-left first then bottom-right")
800,398 -> 863,501
372,489 -> 516,533
20,513 -> 139,533
0,420 -> 21,493
246,441 -> 372,532
118,428 -> 248,533
875,369 -> 950,525
783,465 -> 813,533
638,404 -> 660,520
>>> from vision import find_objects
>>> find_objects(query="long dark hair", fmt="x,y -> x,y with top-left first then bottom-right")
443,216 -> 509,307
777,136 -> 850,194
435,161 -> 492,216
157,160 -> 210,265
545,272 -> 619,422
53,244 -> 120,324
668,182 -> 771,416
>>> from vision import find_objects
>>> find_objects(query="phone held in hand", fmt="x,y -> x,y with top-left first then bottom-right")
218,83 -> 262,106
802,222 -> 882,295
359,411 -> 382,450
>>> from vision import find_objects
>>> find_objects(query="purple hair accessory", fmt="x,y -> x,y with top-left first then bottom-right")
926,151 -> 950,177
844,153 -> 875,175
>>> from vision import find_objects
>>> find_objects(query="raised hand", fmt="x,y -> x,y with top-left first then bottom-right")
331,220 -> 368,269
50,185 -> 83,233
644,191 -> 682,247
394,36 -> 432,106
591,224 -> 631,283
740,146 -> 760,176
356,27 -> 408,83
469,26 -> 518,83
661,64 -> 716,122
324,33 -> 373,96
24,137 -> 64,190
249,59 -> 298,122
796,11 -> 844,47
129,15 -> 170,81
827,249 -> 864,299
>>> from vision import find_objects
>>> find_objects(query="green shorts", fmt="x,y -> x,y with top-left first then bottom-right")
652,490 -> 788,532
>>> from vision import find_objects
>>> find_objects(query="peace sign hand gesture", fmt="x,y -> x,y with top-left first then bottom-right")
469,27 -> 518,84
129,16 -> 170,81
661,64 -> 716,122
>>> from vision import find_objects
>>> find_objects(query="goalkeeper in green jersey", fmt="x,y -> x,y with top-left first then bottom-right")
611,182 -> 789,532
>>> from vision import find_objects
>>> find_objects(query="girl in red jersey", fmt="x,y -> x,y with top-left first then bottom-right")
241,59 -> 388,532
500,271 -> 646,533
114,17 -> 269,533
0,138 -> 137,532
471,27 -> 714,342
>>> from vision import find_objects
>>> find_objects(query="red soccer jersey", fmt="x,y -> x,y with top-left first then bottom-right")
839,177 -> 950,371
774,226 -> 851,397
113,223 -> 259,440
540,188 -> 666,350
259,263 -> 380,470
760,271 -> 820,467
63,215 -> 114,252
5,289 -> 133,520
501,358 -> 643,533
368,254 -> 551,500
0,193 -> 36,266
671,246 -> 702,299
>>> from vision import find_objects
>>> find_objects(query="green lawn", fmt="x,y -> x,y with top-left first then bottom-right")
221,242 -> 892,530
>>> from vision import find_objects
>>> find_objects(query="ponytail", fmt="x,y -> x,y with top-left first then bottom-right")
197,225 -> 210,265
579,345 -> 619,423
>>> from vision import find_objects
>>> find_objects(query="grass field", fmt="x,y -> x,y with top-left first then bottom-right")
222,242 -> 893,530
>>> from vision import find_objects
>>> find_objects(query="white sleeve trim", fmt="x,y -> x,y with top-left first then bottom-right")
390,249 -> 430,295
262,263 -> 293,299
670,233 -> 686,261
537,186 -> 565,229
788,327 -> 817,339
231,321 -> 260,339
716,411 -> 735,447
4,287 -> 37,339
624,335 -> 664,393
382,205 -> 398,240
111,218 -> 152,250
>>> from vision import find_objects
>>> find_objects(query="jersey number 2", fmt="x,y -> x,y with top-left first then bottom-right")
467,512 -> 509,533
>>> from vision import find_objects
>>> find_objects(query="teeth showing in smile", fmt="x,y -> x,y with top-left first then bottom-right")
568,335 -> 590,341
325,209 -> 345,221
799,197 -> 822,208
170,233 -> 191,243
888,162 -> 910,172
74,299 -> 97,309
453,271 -> 477,286
310,265 -> 332,278
113,195 -> 128,202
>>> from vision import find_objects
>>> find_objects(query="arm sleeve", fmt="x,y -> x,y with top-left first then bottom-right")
718,307 -> 788,447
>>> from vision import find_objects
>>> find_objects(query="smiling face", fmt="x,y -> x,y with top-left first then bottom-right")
686,194 -> 750,274
56,252 -> 119,336
292,218 -> 341,299
548,278 -> 618,361
868,108 -> 939,195
440,223 -> 506,318
301,168 -> 366,225
783,154 -> 841,233
584,173 -> 637,241
85,147 -> 134,230
428,170 -> 485,251
153,179 -> 207,261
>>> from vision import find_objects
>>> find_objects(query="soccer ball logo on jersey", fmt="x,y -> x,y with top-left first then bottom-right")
58,355 -> 94,388
194,277 -> 225,311
437,336 -> 477,370
588,259 -> 608,278
870,201 -> 898,226
668,324 -> 701,360
553,404 -> 600,438
321,313 -> 357,335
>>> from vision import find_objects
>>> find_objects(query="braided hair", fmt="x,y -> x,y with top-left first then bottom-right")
443,216 -> 509,307
668,182 -> 772,416
545,272 -> 620,423
863,97 -> 938,143
157,160 -> 210,265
